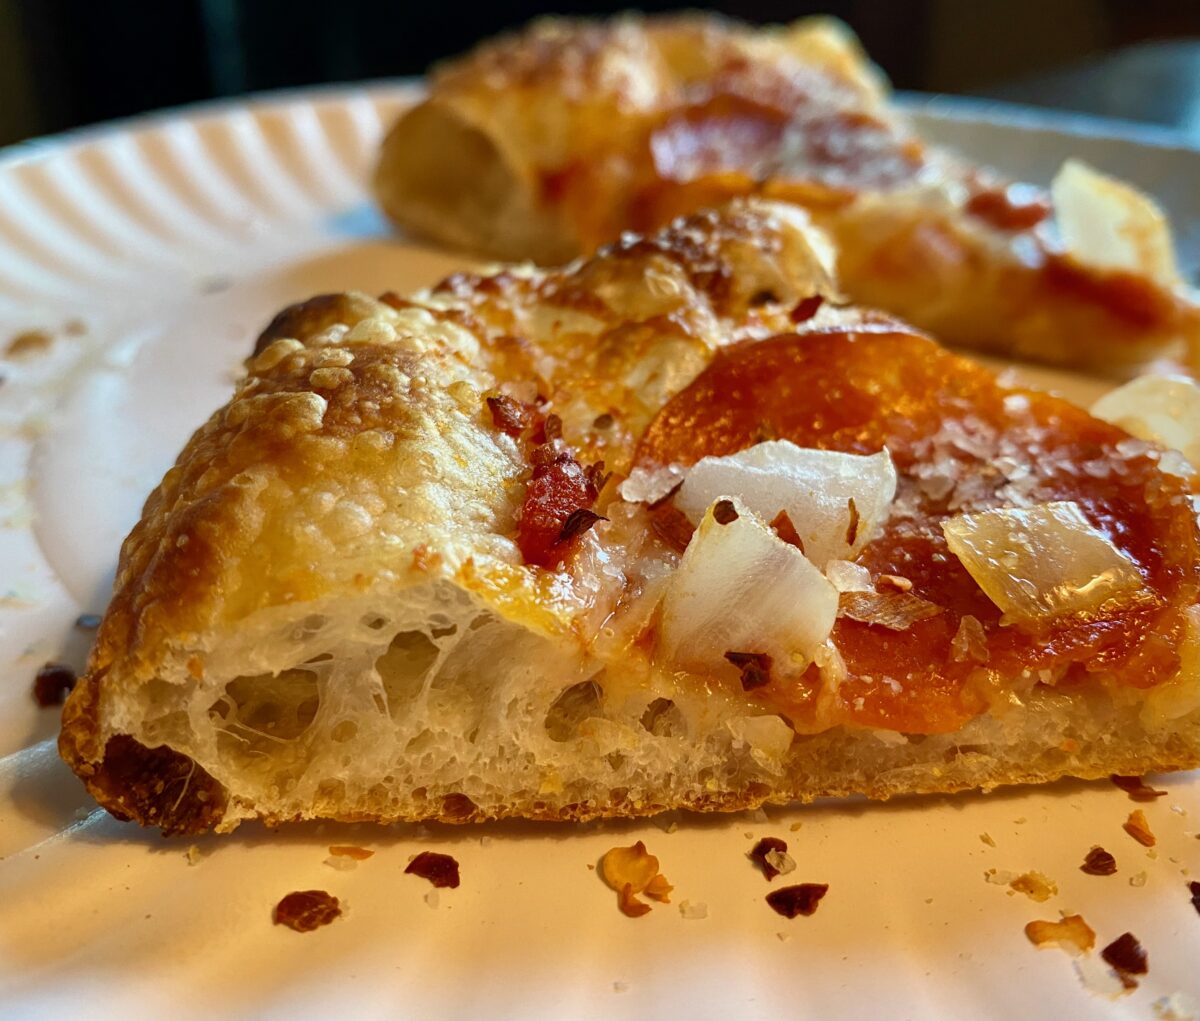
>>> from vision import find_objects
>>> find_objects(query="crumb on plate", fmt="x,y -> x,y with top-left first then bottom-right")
1124,810 -> 1156,847
273,890 -> 341,932
405,851 -> 460,888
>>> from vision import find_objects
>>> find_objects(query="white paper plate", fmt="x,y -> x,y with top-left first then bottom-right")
2,84 -> 1199,1021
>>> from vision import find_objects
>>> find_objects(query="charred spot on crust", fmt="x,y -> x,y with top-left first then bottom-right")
251,294 -> 359,358
87,735 -> 227,835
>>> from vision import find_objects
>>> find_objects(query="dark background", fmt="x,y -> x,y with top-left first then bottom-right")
3,0 -> 1200,147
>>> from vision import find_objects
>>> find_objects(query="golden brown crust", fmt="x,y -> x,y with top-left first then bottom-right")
251,293 -> 381,358
60,200 -> 844,833
78,694 -> 1196,834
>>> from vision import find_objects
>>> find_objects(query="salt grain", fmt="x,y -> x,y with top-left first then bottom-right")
1073,956 -> 1127,1000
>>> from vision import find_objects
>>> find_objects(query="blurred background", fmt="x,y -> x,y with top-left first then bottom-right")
3,0 -> 1200,148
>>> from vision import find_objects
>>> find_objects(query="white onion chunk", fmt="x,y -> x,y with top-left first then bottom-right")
942,501 -> 1145,626
674,440 -> 897,568
660,496 -> 838,677
1091,374 -> 1200,470
1051,159 -> 1179,287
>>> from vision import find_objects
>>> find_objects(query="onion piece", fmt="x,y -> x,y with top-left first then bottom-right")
825,559 -> 873,593
1051,159 -> 1180,287
659,496 -> 838,677
1091,375 -> 1200,470
942,501 -> 1145,626
674,440 -> 897,568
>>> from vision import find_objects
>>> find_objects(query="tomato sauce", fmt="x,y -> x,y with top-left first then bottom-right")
635,329 -> 1200,733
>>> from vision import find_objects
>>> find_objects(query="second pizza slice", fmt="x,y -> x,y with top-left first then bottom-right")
375,13 -> 1200,374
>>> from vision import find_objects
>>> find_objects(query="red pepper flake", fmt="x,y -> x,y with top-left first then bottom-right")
651,504 -> 695,553
32,662 -> 76,707
328,845 -> 374,860
584,460 -> 611,493
273,890 -> 341,932
748,837 -> 788,880
543,413 -> 563,441
600,841 -> 672,917
724,650 -> 772,691
766,883 -> 828,918
769,509 -> 804,552
1101,932 -> 1148,989
405,851 -> 460,889
558,508 -> 607,543
1080,846 -> 1117,876
712,499 -> 739,525
845,497 -> 860,547
1123,809 -> 1156,847
790,295 -> 824,323
1111,775 -> 1167,802
486,394 -> 530,438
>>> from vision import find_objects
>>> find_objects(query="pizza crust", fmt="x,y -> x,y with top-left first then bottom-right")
59,199 -> 1200,834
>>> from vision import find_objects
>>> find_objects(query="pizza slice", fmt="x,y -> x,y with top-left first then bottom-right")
61,200 -> 1200,834
374,13 -> 1200,375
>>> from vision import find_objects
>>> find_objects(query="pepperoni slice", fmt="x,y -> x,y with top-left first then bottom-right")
635,329 -> 1200,733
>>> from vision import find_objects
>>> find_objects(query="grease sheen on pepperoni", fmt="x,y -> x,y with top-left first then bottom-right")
634,329 -> 1200,734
